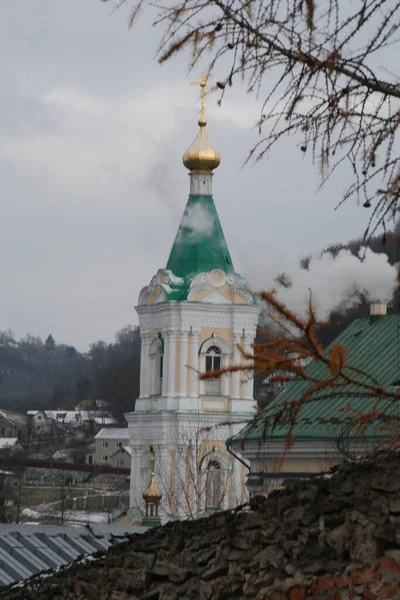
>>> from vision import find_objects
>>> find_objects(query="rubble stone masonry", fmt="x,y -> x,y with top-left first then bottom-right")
3,452 -> 400,599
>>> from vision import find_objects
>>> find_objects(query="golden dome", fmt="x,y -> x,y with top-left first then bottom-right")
182,118 -> 221,173
143,471 -> 162,504
143,450 -> 162,504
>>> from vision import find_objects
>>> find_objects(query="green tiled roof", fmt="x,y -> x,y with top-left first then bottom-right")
166,194 -> 234,279
228,314 -> 400,446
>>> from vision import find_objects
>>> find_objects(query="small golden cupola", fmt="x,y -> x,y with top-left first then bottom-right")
182,73 -> 220,173
142,446 -> 162,526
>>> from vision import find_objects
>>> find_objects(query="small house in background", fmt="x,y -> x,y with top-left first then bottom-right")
94,428 -> 130,466
0,438 -> 23,453
27,408 -> 117,436
27,409 -> 81,432
43,410 -> 82,428
77,412 -> 117,429
0,410 -> 27,442
27,410 -> 52,435
108,446 -> 132,470
228,301 -> 396,495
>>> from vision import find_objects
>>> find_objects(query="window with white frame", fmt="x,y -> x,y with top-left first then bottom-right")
102,456 -> 108,462
102,441 -> 108,448
117,459 -> 124,466
115,441 -> 122,448
205,346 -> 221,396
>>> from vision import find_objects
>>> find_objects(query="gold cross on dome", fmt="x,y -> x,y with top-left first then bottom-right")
191,72 -> 216,122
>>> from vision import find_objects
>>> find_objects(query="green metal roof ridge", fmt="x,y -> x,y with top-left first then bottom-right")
229,314 -> 400,445
166,194 -> 234,279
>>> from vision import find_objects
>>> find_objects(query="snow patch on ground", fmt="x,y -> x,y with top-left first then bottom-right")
21,507 -> 110,525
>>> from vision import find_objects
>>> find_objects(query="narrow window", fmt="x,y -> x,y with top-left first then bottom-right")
159,352 -> 164,394
205,346 -> 221,395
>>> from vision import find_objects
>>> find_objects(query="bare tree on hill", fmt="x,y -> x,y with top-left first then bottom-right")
106,0 -> 400,238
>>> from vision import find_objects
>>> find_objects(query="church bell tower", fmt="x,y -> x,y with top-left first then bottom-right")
126,74 -> 260,519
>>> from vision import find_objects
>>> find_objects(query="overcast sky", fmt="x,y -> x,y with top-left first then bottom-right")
0,0 -> 368,350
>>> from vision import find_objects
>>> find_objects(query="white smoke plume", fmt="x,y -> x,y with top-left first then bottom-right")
176,204 -> 215,244
246,247 -> 398,321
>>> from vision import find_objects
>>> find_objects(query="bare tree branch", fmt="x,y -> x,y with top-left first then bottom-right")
105,0 -> 400,234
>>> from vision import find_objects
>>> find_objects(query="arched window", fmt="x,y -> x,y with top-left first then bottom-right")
205,460 -> 222,509
205,346 -> 221,396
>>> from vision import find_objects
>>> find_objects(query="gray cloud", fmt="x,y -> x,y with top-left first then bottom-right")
0,0 -> 376,349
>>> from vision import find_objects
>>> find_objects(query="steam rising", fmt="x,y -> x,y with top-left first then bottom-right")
177,204 -> 215,243
247,247 -> 398,320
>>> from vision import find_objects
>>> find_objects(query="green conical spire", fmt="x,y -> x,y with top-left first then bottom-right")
166,195 -> 234,280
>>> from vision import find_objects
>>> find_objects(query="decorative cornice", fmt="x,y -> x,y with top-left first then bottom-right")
231,287 -> 254,304
141,332 -> 152,343
243,332 -> 256,343
164,330 -> 178,342
137,310 -> 260,333
187,283 -> 206,301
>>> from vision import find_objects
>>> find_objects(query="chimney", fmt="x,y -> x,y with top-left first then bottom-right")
370,300 -> 387,318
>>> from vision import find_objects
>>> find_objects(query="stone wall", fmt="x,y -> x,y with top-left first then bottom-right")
3,452 -> 400,600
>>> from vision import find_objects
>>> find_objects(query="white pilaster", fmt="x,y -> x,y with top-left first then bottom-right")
129,442 -> 143,512
199,354 -> 206,396
155,445 -> 172,521
179,330 -> 189,396
143,334 -> 152,398
231,331 -> 242,399
189,172 -> 213,195
189,328 -> 200,397
174,442 -> 189,519
165,330 -> 177,397
242,332 -> 255,400
139,333 -> 150,398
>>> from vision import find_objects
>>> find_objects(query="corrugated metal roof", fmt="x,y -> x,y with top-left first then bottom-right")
0,524 -> 146,587
229,314 -> 400,445
94,428 -> 130,440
